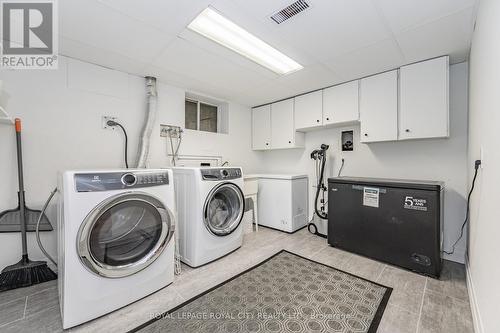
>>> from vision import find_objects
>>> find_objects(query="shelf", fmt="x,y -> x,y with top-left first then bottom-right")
0,106 -> 13,125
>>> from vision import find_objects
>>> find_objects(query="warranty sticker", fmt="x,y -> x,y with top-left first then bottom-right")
404,196 -> 428,211
363,187 -> 380,208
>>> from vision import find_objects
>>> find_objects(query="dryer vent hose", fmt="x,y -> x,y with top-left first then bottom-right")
137,76 -> 158,168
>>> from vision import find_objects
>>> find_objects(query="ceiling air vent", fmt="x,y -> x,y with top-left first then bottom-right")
270,0 -> 310,24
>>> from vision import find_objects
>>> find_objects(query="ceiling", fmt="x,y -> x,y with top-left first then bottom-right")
58,0 -> 478,106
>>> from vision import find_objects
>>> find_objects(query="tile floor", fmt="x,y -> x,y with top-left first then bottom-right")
0,227 -> 473,333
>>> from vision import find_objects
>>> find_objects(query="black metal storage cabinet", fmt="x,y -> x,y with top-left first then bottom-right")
328,177 -> 443,278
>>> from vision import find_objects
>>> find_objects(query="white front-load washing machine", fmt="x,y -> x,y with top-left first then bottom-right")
171,167 -> 245,267
57,169 -> 176,329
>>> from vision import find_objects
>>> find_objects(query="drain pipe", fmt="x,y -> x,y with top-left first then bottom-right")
137,76 -> 157,168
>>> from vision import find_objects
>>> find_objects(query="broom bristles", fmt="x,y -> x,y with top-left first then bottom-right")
0,260 -> 57,292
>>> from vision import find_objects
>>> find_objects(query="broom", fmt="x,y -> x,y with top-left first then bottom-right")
0,118 -> 57,291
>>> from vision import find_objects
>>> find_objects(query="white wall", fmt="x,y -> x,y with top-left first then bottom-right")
0,56 -> 263,270
0,56 -> 471,273
467,0 -> 500,332
259,63 -> 469,263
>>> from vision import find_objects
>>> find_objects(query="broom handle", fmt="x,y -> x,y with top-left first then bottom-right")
15,118 -> 28,260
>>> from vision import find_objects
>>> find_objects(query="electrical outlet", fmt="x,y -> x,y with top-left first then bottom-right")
160,124 -> 182,138
102,116 -> 117,130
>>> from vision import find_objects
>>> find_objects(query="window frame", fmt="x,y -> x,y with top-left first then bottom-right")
185,98 -> 220,133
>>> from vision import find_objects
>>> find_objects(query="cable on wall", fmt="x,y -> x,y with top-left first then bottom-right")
107,120 -> 129,169
337,158 -> 345,177
443,159 -> 481,255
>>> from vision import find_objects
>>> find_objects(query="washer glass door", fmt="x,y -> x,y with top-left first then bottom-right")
78,192 -> 174,278
204,183 -> 244,236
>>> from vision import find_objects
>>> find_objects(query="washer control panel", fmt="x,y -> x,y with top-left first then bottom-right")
75,171 -> 169,192
201,168 -> 242,181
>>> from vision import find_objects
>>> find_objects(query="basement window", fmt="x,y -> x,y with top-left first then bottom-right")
185,93 -> 228,134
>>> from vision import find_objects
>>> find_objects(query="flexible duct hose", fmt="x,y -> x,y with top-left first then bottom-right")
36,188 -> 58,267
137,77 -> 157,168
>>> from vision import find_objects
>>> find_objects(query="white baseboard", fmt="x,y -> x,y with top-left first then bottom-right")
466,256 -> 484,333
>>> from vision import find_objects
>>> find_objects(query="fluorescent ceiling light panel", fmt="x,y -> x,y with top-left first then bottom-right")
188,8 -> 303,75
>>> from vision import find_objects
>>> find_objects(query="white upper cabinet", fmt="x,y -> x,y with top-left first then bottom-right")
271,99 -> 304,149
252,105 -> 271,150
252,99 -> 304,151
323,80 -> 359,125
252,56 -> 450,149
360,70 -> 399,143
294,90 -> 323,131
399,56 -> 449,140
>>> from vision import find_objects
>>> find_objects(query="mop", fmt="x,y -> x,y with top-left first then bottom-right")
0,119 -> 57,291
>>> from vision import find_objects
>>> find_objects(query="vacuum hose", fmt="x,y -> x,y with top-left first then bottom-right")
314,153 -> 328,220
311,144 -> 329,220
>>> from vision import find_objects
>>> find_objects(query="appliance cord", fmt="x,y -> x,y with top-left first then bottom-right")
107,120 -> 129,169
174,245 -> 182,275
337,158 -> 345,177
36,187 -> 58,267
173,211 -> 182,275
443,160 -> 481,255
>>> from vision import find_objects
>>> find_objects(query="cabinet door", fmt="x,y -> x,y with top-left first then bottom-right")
399,56 -> 449,140
323,80 -> 359,125
271,99 -> 295,149
252,105 -> 271,150
294,90 -> 323,130
360,70 -> 398,143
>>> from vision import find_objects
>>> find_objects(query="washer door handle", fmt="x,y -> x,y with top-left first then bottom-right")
158,207 -> 175,234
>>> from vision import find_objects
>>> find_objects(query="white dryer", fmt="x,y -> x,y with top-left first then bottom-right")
57,169 -> 176,329
172,167 -> 245,267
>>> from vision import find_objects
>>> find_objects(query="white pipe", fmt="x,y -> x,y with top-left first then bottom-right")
137,76 -> 157,168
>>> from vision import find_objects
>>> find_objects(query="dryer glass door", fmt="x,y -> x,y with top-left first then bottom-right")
78,192 -> 174,278
204,183 -> 244,236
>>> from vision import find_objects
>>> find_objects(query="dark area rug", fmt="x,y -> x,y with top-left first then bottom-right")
131,250 -> 392,333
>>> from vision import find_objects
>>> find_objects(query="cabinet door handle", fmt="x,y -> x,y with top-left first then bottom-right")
316,119 -> 320,123
405,129 -> 410,133
364,133 -> 368,137
326,117 -> 330,121
265,142 -> 269,146
288,140 -> 292,144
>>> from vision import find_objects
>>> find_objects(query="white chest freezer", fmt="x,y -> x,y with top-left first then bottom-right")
249,174 -> 308,233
